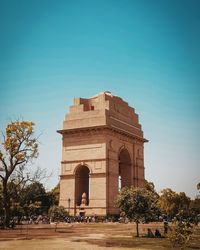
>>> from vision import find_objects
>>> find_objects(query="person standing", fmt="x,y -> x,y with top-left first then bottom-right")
163,219 -> 169,234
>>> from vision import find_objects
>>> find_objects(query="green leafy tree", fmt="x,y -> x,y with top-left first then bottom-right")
8,181 -> 24,218
189,183 -> 200,224
158,188 -> 178,218
0,183 -> 3,216
27,201 -> 42,215
177,192 -> 191,219
20,181 -> 50,216
189,198 -> 200,214
0,121 -> 38,227
144,180 -> 161,219
10,201 -> 24,219
144,180 -> 157,194
0,181 -> 24,219
169,221 -> 193,249
116,187 -> 158,237
48,205 -> 69,222
48,183 -> 60,206
158,189 -> 190,219
197,183 -> 200,193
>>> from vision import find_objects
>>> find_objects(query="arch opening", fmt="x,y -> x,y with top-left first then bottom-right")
118,148 -> 132,190
75,165 -> 90,206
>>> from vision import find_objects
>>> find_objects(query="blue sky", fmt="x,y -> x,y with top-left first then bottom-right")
0,0 -> 199,198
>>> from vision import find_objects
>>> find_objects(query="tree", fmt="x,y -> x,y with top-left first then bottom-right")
144,180 -> 161,219
158,188 -> 178,218
116,187 -> 158,237
48,183 -> 60,206
0,121 -> 38,227
20,181 -> 50,216
188,183 -> 200,224
169,221 -> 193,249
0,183 -> 3,216
48,205 -> 69,222
144,180 -> 160,200
7,181 -> 23,218
0,181 -> 24,220
189,198 -> 200,214
158,189 -> 190,219
144,180 -> 156,193
176,192 -> 191,219
197,183 -> 200,193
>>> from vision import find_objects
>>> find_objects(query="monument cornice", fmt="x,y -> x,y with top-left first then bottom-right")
57,125 -> 148,143
61,158 -> 106,164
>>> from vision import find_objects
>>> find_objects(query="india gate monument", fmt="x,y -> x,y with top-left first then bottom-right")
57,91 -> 148,216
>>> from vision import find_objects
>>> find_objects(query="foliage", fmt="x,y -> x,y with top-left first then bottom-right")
0,121 -> 38,171
116,186 -> 158,237
158,188 -> 178,218
26,201 -> 42,215
20,181 -> 51,215
48,183 -> 60,206
158,189 -> 190,219
189,198 -> 200,220
0,180 -> 60,222
169,221 -> 193,249
0,183 -> 3,216
188,183 -> 200,224
1,182 -> 61,220
144,180 -> 158,195
197,183 -> 200,192
0,120 -> 38,227
144,180 -> 161,221
48,205 -> 69,222
177,192 -> 191,219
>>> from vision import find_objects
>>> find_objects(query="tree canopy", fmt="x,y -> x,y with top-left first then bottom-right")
0,120 -> 39,227
116,186 -> 158,236
158,188 -> 190,219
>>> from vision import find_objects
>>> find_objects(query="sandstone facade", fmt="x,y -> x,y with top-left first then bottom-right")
58,91 -> 148,216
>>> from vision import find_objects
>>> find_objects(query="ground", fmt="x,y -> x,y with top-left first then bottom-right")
0,222 -> 199,250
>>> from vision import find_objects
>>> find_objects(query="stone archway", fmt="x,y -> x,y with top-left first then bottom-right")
75,165 -> 90,206
118,148 -> 132,190
58,92 -> 147,216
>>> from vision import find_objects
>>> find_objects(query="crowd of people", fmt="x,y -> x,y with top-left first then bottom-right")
0,214 -> 198,235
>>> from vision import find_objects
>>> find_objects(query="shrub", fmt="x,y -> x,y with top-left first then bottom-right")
48,205 -> 69,222
169,221 -> 193,249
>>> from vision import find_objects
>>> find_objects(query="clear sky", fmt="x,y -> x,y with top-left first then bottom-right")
0,0 -> 199,198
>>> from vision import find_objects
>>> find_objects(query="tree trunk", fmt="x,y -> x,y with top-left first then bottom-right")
3,179 -> 11,228
136,221 -> 139,237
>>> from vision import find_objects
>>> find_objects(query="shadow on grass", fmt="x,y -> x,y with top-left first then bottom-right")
73,237 -> 170,249
75,235 -> 200,250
